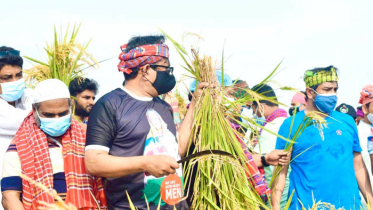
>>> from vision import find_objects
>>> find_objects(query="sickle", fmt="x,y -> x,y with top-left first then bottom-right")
177,150 -> 234,164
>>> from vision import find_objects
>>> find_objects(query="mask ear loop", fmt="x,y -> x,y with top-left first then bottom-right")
311,88 -> 319,95
35,108 -> 42,119
307,88 -> 318,104
33,108 -> 41,127
257,103 -> 265,118
141,67 -> 154,85
254,103 -> 265,121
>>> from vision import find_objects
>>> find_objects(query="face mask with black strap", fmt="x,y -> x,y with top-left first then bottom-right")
289,105 -> 302,116
145,69 -> 176,95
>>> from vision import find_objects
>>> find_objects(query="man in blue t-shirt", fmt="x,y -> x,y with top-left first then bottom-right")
271,66 -> 373,210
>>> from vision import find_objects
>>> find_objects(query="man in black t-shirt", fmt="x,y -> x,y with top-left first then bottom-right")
85,35 -> 206,209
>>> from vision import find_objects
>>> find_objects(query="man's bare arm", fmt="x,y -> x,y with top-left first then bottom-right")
85,150 -> 179,178
253,150 -> 291,167
354,152 -> 373,208
271,163 -> 289,210
2,191 -> 24,210
177,82 -> 209,157
177,99 -> 195,157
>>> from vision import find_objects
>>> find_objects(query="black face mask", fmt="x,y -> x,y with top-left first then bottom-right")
150,70 -> 176,95
289,106 -> 300,116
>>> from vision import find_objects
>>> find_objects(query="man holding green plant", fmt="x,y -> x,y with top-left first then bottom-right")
84,35 -> 205,209
272,66 -> 373,210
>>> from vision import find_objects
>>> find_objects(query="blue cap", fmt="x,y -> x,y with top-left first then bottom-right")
189,71 -> 232,92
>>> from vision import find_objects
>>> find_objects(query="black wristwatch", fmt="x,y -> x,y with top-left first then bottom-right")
261,154 -> 270,167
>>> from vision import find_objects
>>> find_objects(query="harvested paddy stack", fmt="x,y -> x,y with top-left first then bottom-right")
161,31 -> 270,210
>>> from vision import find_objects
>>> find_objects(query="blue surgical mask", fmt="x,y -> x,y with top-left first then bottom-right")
36,109 -> 71,137
253,113 -> 266,126
0,78 -> 25,102
312,89 -> 338,113
253,104 -> 266,126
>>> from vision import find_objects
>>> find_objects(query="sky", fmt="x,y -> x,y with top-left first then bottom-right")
2,0 -> 373,110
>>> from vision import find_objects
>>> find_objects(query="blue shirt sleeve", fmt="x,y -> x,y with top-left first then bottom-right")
1,176 -> 22,192
275,118 -> 291,150
350,117 -> 362,153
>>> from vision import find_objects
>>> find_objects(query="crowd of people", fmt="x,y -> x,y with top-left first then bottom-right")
1,35 -> 373,210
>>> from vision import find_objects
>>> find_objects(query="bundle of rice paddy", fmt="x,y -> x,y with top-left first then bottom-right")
161,30 -> 272,210
24,23 -> 98,87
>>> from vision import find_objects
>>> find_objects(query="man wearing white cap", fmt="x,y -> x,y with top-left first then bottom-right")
1,79 -> 107,210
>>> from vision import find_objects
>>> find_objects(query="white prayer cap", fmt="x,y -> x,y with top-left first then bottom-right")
33,79 -> 70,104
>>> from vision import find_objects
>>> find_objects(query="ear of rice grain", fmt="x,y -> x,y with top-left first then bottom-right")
24,23 -> 99,87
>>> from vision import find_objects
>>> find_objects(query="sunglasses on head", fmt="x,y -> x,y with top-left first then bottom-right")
0,50 -> 20,59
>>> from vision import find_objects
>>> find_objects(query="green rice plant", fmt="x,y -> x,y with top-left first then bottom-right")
297,192 -> 364,210
268,110 -> 328,208
160,29 -> 283,210
24,23 -> 98,87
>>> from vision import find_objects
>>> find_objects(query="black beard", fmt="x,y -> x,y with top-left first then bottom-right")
74,102 -> 91,118
75,107 -> 90,117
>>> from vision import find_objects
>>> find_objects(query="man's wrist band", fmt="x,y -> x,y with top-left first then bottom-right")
261,154 -> 270,167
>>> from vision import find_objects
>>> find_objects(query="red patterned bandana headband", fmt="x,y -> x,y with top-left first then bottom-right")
117,43 -> 169,74
359,84 -> 373,105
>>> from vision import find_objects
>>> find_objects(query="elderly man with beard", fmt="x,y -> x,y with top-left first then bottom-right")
1,79 -> 106,210
69,77 -> 99,124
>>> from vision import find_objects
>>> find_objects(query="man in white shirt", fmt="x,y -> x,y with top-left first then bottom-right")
358,85 -> 373,169
0,46 -> 33,199
358,85 -> 373,210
